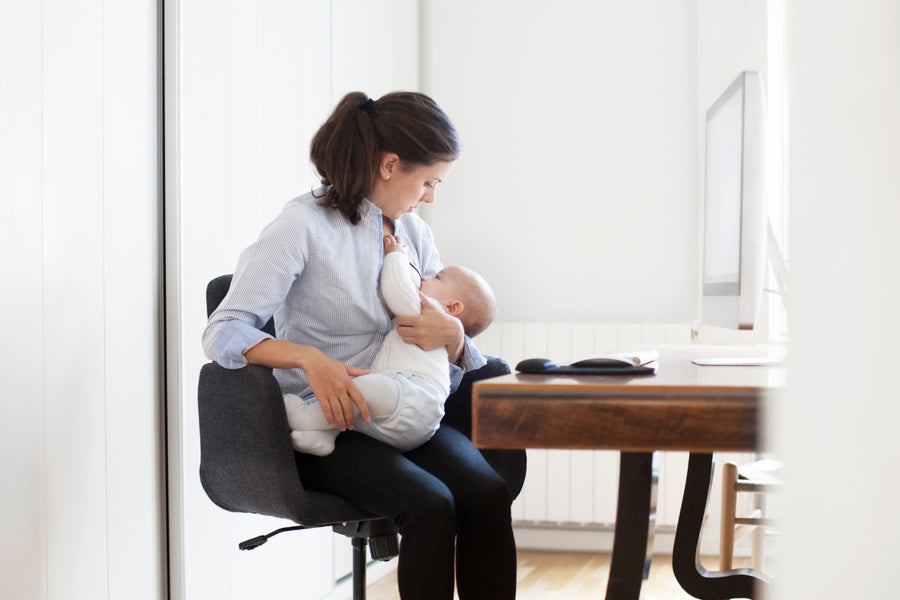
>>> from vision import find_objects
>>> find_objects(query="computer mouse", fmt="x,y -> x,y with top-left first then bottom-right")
516,358 -> 559,373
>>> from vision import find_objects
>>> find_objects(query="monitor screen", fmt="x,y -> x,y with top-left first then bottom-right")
701,71 -> 768,331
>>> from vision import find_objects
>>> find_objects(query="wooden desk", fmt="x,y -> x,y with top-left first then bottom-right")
472,348 -> 783,600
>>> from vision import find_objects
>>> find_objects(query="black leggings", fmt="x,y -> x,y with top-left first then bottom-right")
295,425 -> 517,599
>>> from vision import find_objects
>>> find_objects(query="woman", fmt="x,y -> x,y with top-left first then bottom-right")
202,91 -> 517,599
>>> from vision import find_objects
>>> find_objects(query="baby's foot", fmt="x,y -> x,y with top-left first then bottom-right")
290,430 -> 338,457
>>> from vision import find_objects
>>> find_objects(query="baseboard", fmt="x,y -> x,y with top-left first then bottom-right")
513,521 -> 727,557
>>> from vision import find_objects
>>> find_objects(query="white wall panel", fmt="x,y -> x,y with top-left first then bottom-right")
102,1 -> 166,597
569,451 -> 596,524
0,0 -> 163,598
175,0 -> 232,594
774,3 -> 900,596
0,1 -> 47,598
42,1 -> 109,597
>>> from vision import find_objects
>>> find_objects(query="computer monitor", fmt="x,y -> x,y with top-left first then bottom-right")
701,71 -> 768,331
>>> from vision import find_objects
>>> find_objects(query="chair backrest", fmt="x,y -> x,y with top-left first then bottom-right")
206,274 -> 276,336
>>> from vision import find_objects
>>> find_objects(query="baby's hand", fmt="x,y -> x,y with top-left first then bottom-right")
383,235 -> 409,256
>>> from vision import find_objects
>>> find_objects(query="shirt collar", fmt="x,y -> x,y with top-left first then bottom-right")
359,197 -> 380,218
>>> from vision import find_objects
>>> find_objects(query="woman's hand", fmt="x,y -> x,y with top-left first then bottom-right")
301,348 -> 372,431
396,292 -> 465,362
244,339 -> 371,430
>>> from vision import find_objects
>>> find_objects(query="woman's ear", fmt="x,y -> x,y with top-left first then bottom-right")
379,152 -> 400,181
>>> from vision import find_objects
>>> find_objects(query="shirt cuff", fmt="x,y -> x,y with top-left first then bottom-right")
447,335 -> 487,393
213,319 -> 274,369
459,335 -> 487,371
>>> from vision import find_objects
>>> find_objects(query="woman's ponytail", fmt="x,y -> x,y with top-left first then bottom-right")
310,92 -> 381,224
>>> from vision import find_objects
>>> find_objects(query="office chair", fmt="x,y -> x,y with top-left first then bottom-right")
198,274 -> 526,599
719,458 -> 782,573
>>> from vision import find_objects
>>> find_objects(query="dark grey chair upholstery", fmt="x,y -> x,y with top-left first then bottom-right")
197,274 -> 526,598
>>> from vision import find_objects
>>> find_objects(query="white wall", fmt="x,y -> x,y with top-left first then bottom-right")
773,1 -> 900,597
420,0 -> 700,324
0,1 -> 165,599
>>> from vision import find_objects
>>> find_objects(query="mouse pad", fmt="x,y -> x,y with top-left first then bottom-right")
515,359 -> 656,376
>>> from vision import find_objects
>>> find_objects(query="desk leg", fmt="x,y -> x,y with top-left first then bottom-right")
672,452 -> 767,599
606,451 -> 658,600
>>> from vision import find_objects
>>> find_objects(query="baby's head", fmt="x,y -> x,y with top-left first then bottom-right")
420,266 -> 496,338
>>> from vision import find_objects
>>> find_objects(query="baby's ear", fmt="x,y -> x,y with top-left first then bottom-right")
445,300 -> 464,317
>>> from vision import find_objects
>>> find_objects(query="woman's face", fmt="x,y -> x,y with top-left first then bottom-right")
371,158 -> 455,220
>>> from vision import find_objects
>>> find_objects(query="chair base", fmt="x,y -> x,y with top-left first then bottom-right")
333,520 -> 399,600
238,520 -> 399,600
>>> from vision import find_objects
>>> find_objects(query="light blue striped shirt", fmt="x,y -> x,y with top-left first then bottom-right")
202,188 -> 485,397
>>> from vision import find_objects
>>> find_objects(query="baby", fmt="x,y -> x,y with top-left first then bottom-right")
284,234 -> 496,456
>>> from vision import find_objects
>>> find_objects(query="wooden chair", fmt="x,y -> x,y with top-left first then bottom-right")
719,458 -> 782,573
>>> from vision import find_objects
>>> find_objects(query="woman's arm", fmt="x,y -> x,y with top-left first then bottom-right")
244,338 -> 371,430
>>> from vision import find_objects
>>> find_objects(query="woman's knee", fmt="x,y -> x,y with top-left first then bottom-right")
399,481 -> 459,537
459,470 -> 513,522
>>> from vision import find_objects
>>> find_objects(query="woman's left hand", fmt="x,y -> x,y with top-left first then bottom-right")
396,292 -> 465,362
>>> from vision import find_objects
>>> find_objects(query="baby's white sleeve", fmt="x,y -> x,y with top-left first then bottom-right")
380,252 -> 422,318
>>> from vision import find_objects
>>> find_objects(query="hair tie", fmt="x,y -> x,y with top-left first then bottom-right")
361,98 -> 375,113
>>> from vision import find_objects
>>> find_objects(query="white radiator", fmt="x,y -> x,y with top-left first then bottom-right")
473,322 -> 756,553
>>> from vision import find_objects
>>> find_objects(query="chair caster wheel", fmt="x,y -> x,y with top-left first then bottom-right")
368,533 -> 399,561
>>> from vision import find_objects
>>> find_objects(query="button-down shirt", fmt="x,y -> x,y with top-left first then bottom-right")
202,188 -> 484,397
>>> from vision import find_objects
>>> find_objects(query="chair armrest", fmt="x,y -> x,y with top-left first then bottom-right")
198,362 -> 306,520
200,275 -> 383,527
198,362 -> 375,525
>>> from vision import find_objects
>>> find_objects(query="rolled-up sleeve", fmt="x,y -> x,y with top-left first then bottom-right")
209,319 -> 274,369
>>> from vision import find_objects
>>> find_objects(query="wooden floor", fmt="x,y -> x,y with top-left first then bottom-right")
363,550 -> 750,599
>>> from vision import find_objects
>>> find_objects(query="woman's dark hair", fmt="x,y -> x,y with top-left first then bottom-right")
310,91 -> 460,224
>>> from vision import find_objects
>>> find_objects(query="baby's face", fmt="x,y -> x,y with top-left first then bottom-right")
419,266 -> 464,305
